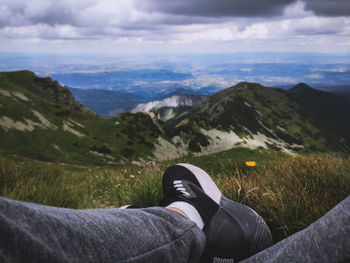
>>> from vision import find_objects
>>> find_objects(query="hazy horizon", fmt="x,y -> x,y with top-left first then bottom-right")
1,52 -> 349,95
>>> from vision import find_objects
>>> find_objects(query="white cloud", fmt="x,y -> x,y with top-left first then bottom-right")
282,0 -> 312,18
311,67 -> 348,73
257,76 -> 299,84
306,73 -> 324,79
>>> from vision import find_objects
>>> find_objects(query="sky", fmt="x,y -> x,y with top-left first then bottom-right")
1,0 -> 350,54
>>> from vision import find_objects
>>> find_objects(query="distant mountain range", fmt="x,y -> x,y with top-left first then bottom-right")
131,94 -> 209,121
0,70 -> 349,165
69,87 -> 215,118
69,83 -> 350,119
70,88 -> 146,118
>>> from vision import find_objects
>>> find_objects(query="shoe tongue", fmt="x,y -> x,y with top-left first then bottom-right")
162,165 -> 202,197
174,180 -> 220,226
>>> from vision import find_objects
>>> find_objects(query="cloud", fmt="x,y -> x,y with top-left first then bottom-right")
305,73 -> 324,79
138,0 -> 296,17
1,0 -> 349,32
138,0 -> 350,19
289,16 -> 349,35
0,0 -> 350,54
311,67 -> 348,73
0,0 -> 139,28
257,76 -> 300,84
0,0 -> 90,28
304,0 -> 350,16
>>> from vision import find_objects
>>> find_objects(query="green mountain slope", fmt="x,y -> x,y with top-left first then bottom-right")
157,82 -> 350,158
0,71 -> 164,164
288,83 -> 350,151
1,71 -> 349,164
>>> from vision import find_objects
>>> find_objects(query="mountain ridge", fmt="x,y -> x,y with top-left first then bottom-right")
156,81 -> 350,158
1,70 -> 349,164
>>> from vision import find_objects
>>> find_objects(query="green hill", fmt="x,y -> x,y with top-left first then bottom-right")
160,82 -> 350,157
0,71 -> 163,164
288,83 -> 350,152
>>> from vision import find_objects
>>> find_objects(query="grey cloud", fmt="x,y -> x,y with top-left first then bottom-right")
303,0 -> 350,16
138,0 -> 296,17
29,9 -> 77,27
1,0 -> 349,33
120,15 -> 226,32
1,0 -> 349,43
138,0 -> 350,19
293,26 -> 342,35
0,1 -> 97,28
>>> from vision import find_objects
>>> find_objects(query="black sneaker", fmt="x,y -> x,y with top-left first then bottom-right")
161,163 -> 223,206
119,204 -> 142,209
166,179 -> 220,226
161,163 -> 273,262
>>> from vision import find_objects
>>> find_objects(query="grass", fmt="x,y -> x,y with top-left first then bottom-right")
0,156 -> 91,208
0,149 -> 349,243
214,154 -> 350,241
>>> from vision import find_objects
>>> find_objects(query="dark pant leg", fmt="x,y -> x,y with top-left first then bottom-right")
241,196 -> 350,263
0,197 -> 206,263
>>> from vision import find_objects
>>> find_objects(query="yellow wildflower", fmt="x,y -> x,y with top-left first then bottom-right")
245,161 -> 256,167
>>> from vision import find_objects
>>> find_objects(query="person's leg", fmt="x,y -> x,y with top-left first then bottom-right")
0,197 -> 206,263
241,196 -> 350,263
162,164 -> 273,262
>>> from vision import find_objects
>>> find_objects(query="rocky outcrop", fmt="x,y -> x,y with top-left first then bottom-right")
132,94 -> 208,113
30,77 -> 83,111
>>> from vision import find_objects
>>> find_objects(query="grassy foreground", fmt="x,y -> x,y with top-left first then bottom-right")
1,148 -> 349,242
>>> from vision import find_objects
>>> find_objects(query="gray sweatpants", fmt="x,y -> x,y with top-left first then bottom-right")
0,196 -> 349,263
